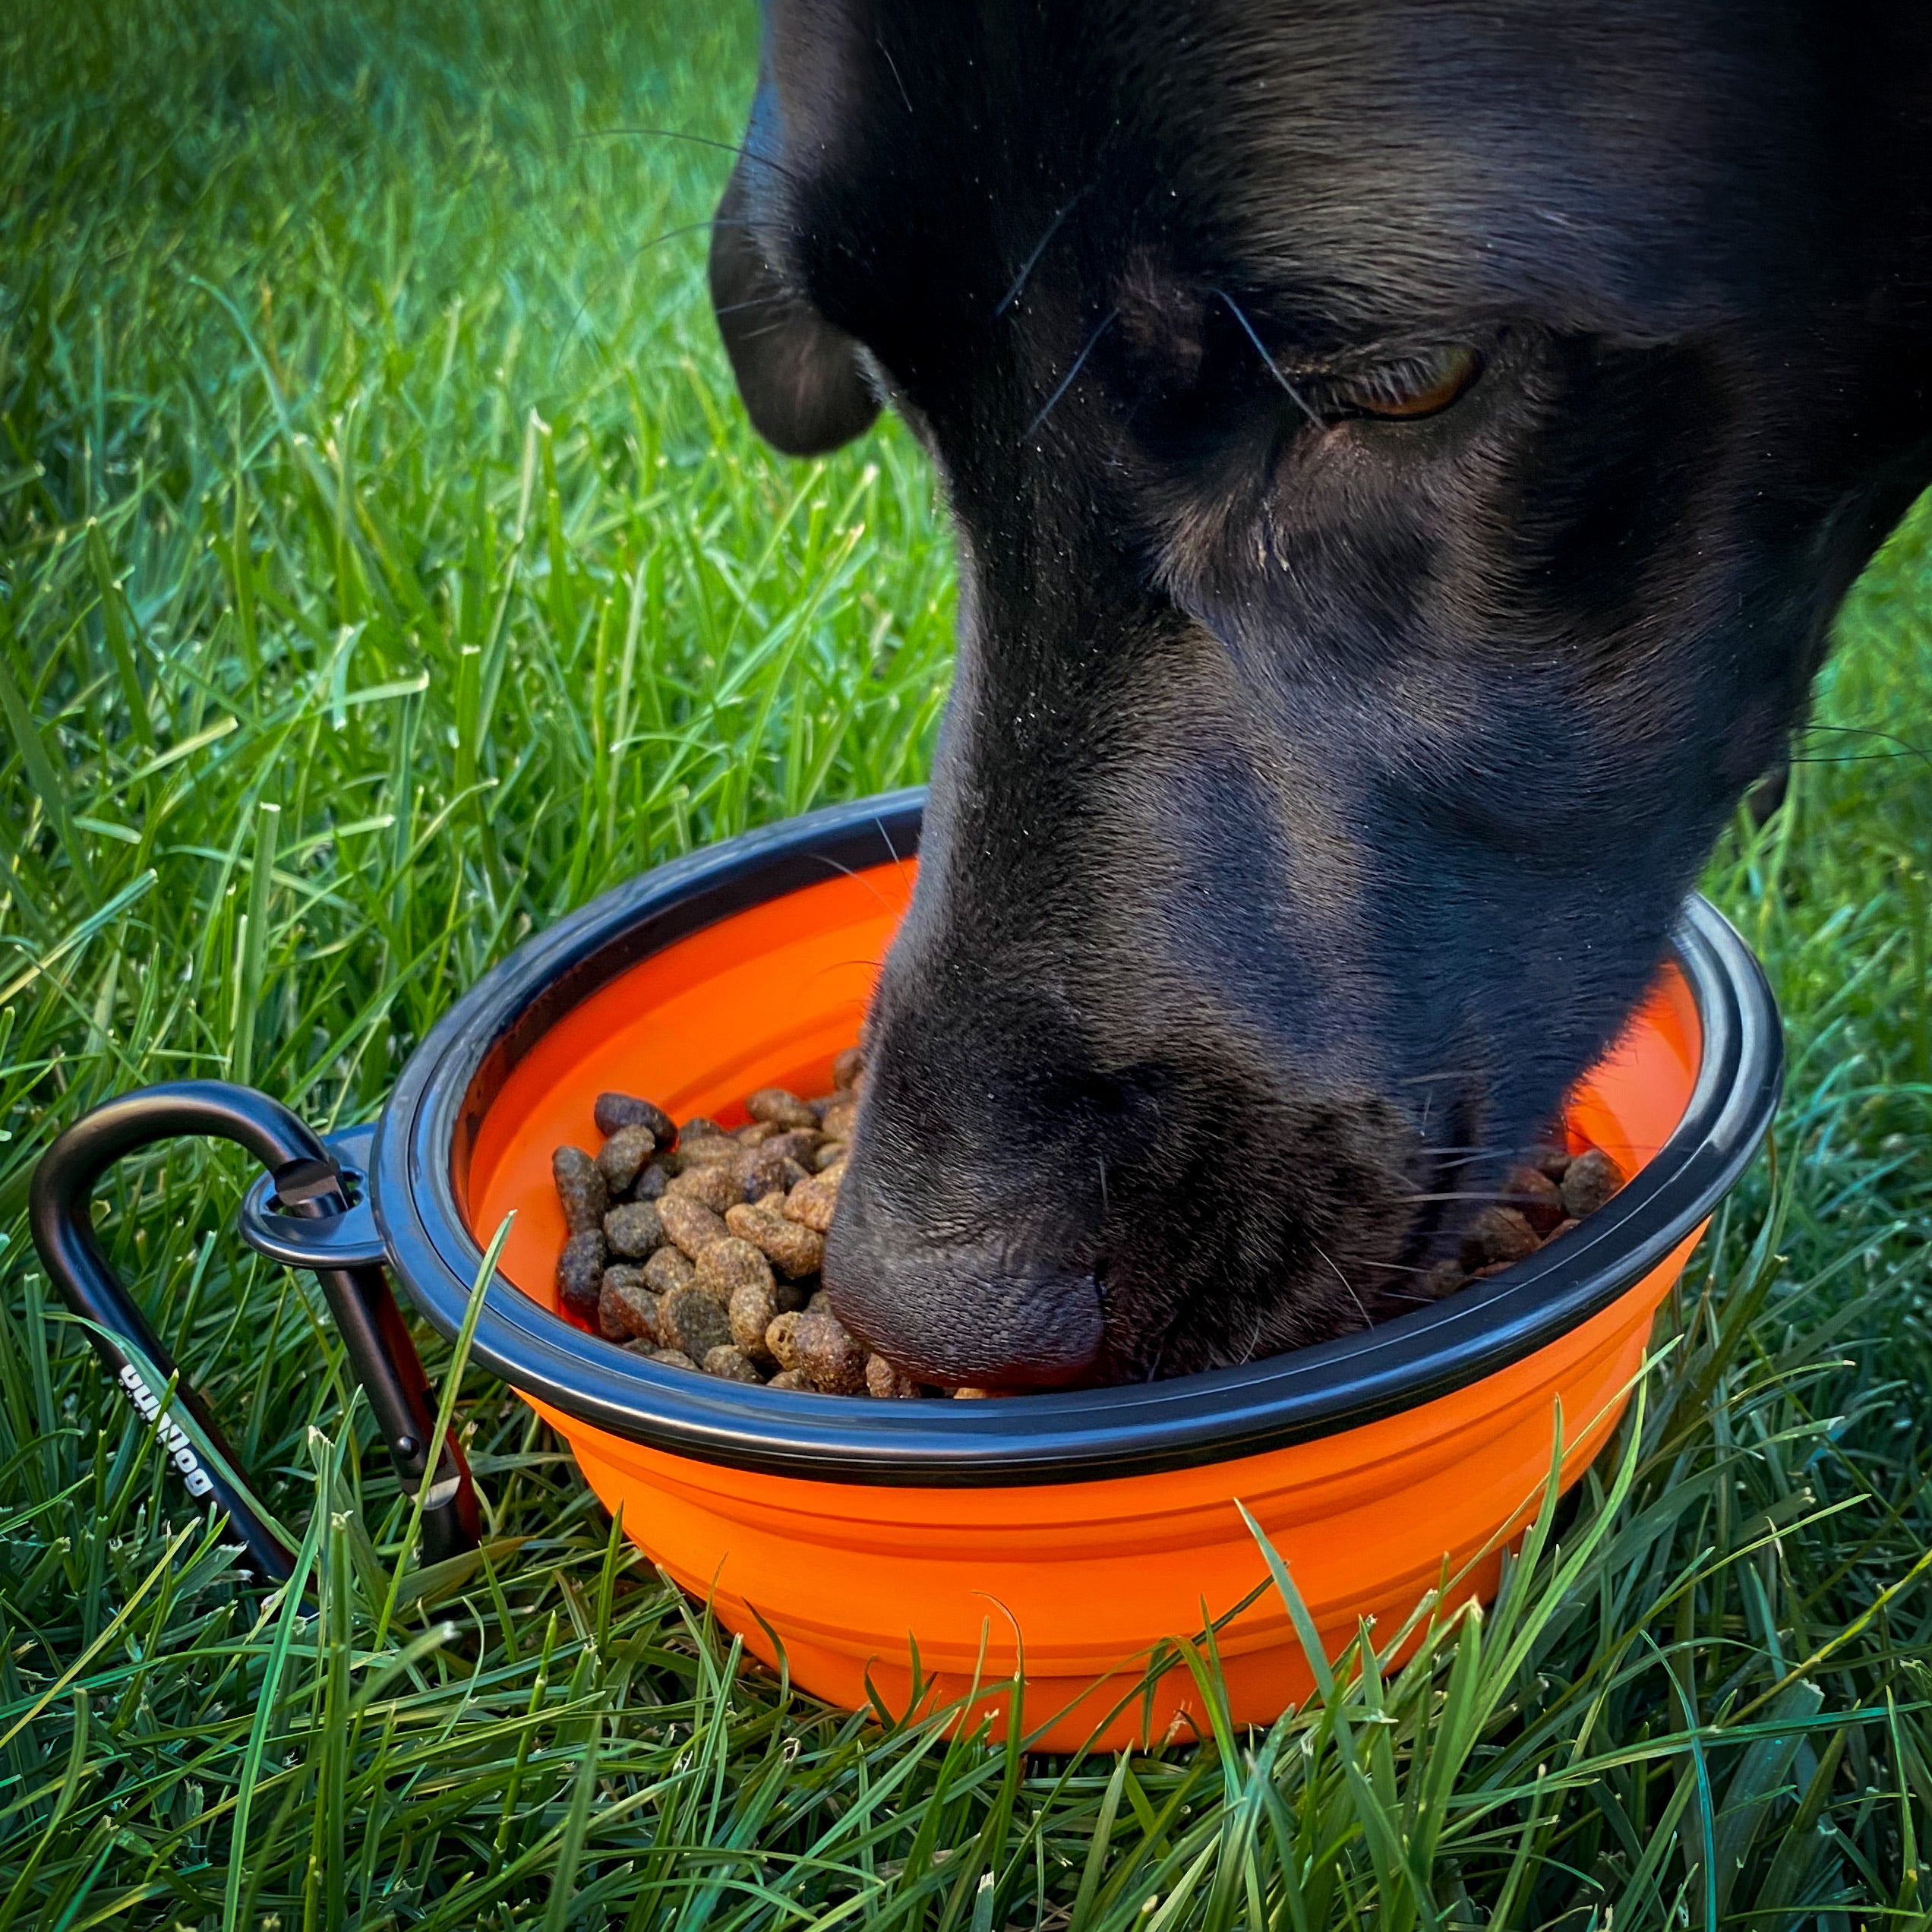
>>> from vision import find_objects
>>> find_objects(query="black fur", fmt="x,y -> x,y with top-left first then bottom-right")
709,0 -> 1932,1387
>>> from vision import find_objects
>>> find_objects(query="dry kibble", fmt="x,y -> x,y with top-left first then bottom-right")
1530,1144 -> 1573,1184
1503,1164 -> 1566,1236
557,1070 -> 1637,1393
556,1230 -> 606,1321
1561,1147 -> 1622,1219
659,1195 -> 731,1260
866,1353 -> 920,1399
603,1199 -> 666,1259
643,1245 -> 697,1296
737,1129 -> 821,1197
1461,1205 -> 1539,1272
665,1162 -> 745,1213
596,1123 -> 657,1195
747,1086 -> 819,1132
765,1310 -> 804,1372
740,1146 -> 811,1198
658,1284 -> 734,1361
793,1307 -> 867,1394
730,1279 -> 780,1362
725,1201 -> 826,1278
595,1092 -> 677,1143
672,1133 -> 739,1171
784,1168 -> 842,1234
696,1236 -> 775,1304
598,1267 -> 658,1343
551,1146 -> 608,1234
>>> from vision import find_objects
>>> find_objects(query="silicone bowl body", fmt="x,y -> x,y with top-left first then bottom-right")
368,790 -> 1781,1750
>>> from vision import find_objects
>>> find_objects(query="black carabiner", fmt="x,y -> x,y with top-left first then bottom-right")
28,1080 -> 481,1584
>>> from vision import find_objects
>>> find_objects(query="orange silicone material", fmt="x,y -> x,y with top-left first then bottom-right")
465,861 -> 1703,1751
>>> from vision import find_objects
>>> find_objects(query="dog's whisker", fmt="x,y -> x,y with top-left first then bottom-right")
1211,289 -> 1325,428
1022,308 -> 1117,438
995,186 -> 1091,319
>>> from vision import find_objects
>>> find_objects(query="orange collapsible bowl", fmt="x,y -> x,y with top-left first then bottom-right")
31,789 -> 1782,1754
377,790 -> 1780,1750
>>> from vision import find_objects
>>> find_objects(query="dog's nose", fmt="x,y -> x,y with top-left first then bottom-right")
822,1212 -> 1105,1391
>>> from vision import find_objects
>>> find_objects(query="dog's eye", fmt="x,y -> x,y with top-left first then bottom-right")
1318,345 -> 1481,421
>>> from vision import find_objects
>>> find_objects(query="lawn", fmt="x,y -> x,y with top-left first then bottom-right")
2,1 -> 1929,1925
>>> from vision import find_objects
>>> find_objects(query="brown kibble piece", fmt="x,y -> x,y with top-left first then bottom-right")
1471,1261 -> 1516,1280
746,1086 -> 819,1131
658,1284 -> 733,1361
1417,1258 -> 1466,1301
603,1199 -> 665,1259
556,1230 -> 606,1320
725,1201 -> 826,1278
665,1162 -> 744,1213
819,1099 -> 858,1143
866,1353 -> 920,1399
765,1310 -> 803,1371
953,1386 -> 993,1400
632,1162 -> 672,1202
740,1147 -> 810,1198
638,1345 -> 697,1372
598,1266 -> 658,1343
660,1195 -> 731,1260
784,1168 -> 842,1234
595,1093 -> 677,1143
696,1236 -> 775,1304
737,1128 -> 821,1194
679,1116 -> 724,1141
702,1344 -> 765,1384
551,1147 -> 608,1235
596,1123 -> 657,1195
1461,1204 -> 1539,1272
735,1119 -> 782,1147
1544,1217 -> 1581,1244
1504,1164 -> 1566,1236
730,1279 -> 779,1362
832,1045 -> 865,1090
814,1141 -> 848,1173
1561,1147 -> 1621,1219
671,1134 -> 738,1172
793,1307 -> 867,1394
767,1368 -> 815,1393
643,1245 -> 696,1296
1530,1143 -> 1573,1183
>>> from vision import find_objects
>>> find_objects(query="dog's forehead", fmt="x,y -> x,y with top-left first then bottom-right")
766,0 -> 1804,341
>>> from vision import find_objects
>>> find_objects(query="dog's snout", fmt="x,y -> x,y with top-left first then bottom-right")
822,1203 -> 1106,1391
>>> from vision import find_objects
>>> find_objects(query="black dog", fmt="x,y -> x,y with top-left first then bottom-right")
708,1 -> 1932,1390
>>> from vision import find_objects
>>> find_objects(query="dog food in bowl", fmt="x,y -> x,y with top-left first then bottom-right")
551,1049 -> 1625,1396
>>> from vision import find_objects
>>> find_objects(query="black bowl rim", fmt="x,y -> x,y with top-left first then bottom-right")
369,788 -> 1783,1488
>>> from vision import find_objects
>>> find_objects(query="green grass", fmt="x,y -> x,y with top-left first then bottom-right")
2,2 -> 1930,1924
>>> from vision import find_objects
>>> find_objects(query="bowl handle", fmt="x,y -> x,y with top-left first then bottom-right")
28,1080 -> 481,1585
